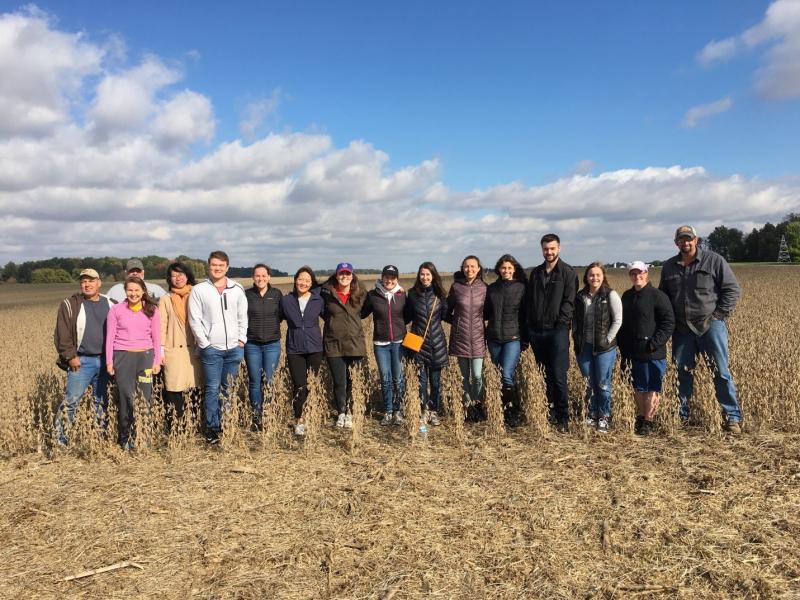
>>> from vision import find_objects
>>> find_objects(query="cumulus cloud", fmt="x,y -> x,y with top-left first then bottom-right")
682,96 -> 733,128
1,6 -> 799,271
697,0 -> 800,100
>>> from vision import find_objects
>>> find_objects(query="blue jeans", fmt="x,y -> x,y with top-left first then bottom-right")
672,319 -> 741,423
419,366 -> 442,413
200,345 -> 245,433
488,340 -> 521,387
529,327 -> 570,424
244,340 -> 281,415
457,357 -> 484,404
576,344 -> 616,419
374,343 -> 405,413
55,355 -> 109,444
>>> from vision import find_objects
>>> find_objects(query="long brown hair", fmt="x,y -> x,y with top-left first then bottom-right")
413,261 -> 446,299
324,271 -> 366,303
124,275 -> 158,318
580,261 -> 612,295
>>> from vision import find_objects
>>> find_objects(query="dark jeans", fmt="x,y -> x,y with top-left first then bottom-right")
326,356 -> 364,414
287,352 -> 324,419
529,326 -> 570,424
419,366 -> 442,413
113,349 -> 154,448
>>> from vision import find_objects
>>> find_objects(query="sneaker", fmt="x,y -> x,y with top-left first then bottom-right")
585,416 -> 598,428
344,414 -> 353,429
336,413 -> 346,428
596,417 -> 609,434
636,420 -> 653,436
393,412 -> 405,425
427,411 -> 441,426
205,430 -> 220,445
294,423 -> 306,436
725,419 -> 742,434
380,412 -> 393,426
634,416 -> 645,435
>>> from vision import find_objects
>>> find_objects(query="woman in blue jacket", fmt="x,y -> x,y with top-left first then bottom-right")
280,266 -> 324,436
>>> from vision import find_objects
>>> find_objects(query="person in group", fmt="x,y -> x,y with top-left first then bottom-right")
618,261 -> 675,436
525,233 -> 579,433
659,225 -> 742,433
244,263 -> 282,431
572,262 -> 622,433
158,262 -> 203,431
484,254 -> 527,426
53,268 -> 114,445
107,259 -> 167,303
362,265 -> 407,426
281,266 -> 325,436
188,250 -> 248,444
446,255 -> 488,420
404,262 -> 449,425
320,262 -> 368,428
105,276 -> 161,449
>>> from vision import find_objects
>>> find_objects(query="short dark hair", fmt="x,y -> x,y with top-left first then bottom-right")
208,250 -> 229,265
165,261 -> 197,288
253,263 -> 271,276
540,233 -> 560,245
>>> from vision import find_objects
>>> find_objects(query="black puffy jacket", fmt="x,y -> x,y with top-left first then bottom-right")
404,286 -> 449,369
245,285 -> 282,343
484,279 -> 526,343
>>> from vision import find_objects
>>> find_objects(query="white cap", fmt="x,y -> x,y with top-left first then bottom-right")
628,261 -> 649,273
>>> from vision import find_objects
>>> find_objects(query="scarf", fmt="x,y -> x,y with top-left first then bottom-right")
170,284 -> 192,326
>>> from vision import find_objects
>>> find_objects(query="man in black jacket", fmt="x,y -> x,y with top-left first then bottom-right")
525,234 -> 579,431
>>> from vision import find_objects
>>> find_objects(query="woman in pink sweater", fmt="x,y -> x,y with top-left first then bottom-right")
106,276 -> 161,449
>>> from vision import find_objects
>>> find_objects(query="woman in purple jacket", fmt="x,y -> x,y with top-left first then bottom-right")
446,255 -> 488,419
280,266 -> 324,436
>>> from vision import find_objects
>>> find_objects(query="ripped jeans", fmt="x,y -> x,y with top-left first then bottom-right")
576,343 -> 616,419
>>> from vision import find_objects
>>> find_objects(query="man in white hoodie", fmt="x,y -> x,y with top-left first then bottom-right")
188,250 -> 248,442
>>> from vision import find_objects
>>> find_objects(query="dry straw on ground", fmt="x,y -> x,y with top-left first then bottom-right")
0,266 -> 799,598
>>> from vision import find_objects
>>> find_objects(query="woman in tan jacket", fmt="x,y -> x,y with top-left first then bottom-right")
159,262 -> 203,430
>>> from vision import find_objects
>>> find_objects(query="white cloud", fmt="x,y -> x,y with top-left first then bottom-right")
0,7 -> 799,271
239,89 -> 283,140
697,0 -> 800,100
682,96 -> 733,128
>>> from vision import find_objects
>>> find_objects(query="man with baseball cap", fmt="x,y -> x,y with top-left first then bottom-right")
659,225 -> 742,433
107,258 -> 167,303
53,268 -> 115,444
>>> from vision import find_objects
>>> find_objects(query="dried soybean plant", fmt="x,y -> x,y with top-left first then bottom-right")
262,366 -> 294,449
219,369 -> 247,450
688,354 -> 724,435
656,361 -> 681,437
348,362 -> 369,452
482,356 -> 505,440
517,350 -> 549,439
441,357 -> 466,446
301,369 -> 326,451
403,359 -> 422,443
611,357 -> 635,435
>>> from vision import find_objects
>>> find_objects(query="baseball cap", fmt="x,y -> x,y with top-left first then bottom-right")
628,261 -> 649,273
79,268 -> 100,279
381,265 -> 399,278
335,262 -> 354,274
674,225 -> 698,240
126,259 -> 144,272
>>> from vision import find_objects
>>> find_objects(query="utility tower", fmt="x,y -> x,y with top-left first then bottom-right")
777,235 -> 791,263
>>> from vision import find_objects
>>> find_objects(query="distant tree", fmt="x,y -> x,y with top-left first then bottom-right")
31,268 -> 73,283
706,226 -> 745,262
2,261 -> 18,281
785,221 -> 800,262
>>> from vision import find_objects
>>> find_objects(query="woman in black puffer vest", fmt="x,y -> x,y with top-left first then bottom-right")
404,262 -> 449,424
484,254 -> 527,426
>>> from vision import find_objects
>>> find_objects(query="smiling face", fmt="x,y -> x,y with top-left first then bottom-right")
253,266 -> 270,291
541,241 -> 560,264
629,269 -> 649,290
498,261 -> 515,281
675,235 -> 698,257
208,258 -> 229,283
169,268 -> 188,290
80,276 -> 101,299
336,271 -> 353,290
295,271 -> 312,295
381,274 -> 398,289
125,281 -> 144,305
462,258 -> 479,282
586,267 -> 604,292
418,268 -> 433,288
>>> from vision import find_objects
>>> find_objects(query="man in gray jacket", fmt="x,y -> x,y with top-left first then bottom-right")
658,225 -> 742,433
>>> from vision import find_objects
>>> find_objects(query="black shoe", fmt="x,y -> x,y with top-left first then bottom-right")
634,416 -> 645,435
205,430 -> 221,445
555,421 -> 569,434
251,419 -> 263,433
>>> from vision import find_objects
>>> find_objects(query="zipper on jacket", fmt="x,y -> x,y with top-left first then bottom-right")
220,293 -> 230,350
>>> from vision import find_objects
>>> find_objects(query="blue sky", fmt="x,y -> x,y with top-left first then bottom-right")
0,1 -> 798,270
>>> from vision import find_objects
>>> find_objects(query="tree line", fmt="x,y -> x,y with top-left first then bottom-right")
705,214 -> 800,263
0,256 -> 289,284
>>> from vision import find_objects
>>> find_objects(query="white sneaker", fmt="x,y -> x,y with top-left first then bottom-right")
344,414 -> 353,429
294,423 -> 306,436
597,418 -> 609,434
427,411 -> 441,426
393,412 -> 405,425
336,413 -> 346,428
380,412 -> 393,426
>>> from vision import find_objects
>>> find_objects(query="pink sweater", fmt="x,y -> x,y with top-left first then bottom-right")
105,301 -> 161,368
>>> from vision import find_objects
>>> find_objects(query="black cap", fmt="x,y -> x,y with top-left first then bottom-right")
381,265 -> 399,277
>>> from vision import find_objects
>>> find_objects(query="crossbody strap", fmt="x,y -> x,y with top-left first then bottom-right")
420,297 -> 438,340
